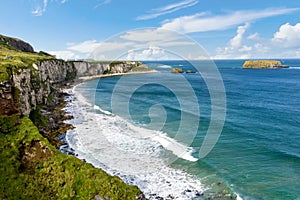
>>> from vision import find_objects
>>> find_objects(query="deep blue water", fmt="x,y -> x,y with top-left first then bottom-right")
77,59 -> 300,199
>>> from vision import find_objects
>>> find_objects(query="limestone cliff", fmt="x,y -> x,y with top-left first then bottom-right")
12,59 -> 76,116
0,35 -> 145,199
73,60 -> 144,77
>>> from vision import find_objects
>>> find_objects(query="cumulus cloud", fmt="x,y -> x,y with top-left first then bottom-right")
230,23 -> 250,48
48,50 -> 80,60
67,40 -> 102,53
215,23 -> 252,58
126,46 -> 169,60
272,23 -> 300,48
161,8 -> 300,33
136,0 -> 198,20
215,21 -> 300,59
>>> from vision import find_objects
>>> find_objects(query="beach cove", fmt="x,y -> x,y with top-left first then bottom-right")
66,60 -> 300,200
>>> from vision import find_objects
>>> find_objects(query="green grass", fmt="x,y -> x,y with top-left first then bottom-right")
0,117 -> 142,199
0,43 -> 53,83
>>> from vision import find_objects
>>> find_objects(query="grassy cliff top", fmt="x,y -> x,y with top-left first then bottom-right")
0,117 -> 142,199
0,35 -> 54,82
0,34 -> 144,199
242,60 -> 282,69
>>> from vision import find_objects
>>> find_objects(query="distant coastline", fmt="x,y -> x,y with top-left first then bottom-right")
78,69 -> 158,81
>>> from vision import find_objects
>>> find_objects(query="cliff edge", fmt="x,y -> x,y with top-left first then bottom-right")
0,35 -> 146,199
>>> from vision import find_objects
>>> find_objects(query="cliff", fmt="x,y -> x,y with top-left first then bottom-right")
242,60 -> 288,69
0,35 -> 145,199
73,60 -> 145,77
0,34 -> 34,53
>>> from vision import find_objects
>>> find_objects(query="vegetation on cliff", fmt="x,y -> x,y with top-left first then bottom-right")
0,35 -> 54,83
0,35 -> 144,199
0,117 -> 142,199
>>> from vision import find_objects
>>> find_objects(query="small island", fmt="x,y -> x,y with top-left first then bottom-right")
242,60 -> 289,69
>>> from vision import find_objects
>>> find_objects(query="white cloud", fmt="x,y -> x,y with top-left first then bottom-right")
126,46 -> 169,60
230,23 -> 250,48
214,23 -> 252,58
48,50 -> 80,60
238,45 -> 252,52
161,8 -> 300,33
247,32 -> 259,40
31,0 -> 70,16
214,21 -> 300,59
90,28 -> 210,60
272,23 -> 300,48
253,43 -> 270,53
120,29 -> 182,42
67,40 -> 102,53
136,0 -> 198,20
95,0 -> 112,8
32,0 -> 48,16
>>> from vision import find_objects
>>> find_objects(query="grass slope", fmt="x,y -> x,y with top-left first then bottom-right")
0,117 -> 142,199
0,36 -> 53,82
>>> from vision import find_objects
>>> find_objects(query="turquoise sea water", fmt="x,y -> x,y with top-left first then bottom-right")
70,59 -> 300,199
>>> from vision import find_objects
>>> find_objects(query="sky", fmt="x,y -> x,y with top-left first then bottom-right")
1,0 -> 300,60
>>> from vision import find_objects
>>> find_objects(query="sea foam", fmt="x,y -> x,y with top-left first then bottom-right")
64,84 -> 205,199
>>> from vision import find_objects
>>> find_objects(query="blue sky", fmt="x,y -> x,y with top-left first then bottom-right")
1,0 -> 300,59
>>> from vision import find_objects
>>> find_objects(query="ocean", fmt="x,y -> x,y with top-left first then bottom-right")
66,59 -> 300,200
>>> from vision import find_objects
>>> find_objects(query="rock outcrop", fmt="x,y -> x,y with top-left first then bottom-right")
171,68 -> 183,73
242,60 -> 289,69
0,80 -> 19,116
0,34 -> 34,52
12,59 -> 77,116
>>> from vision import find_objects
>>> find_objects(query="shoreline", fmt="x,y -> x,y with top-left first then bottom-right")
61,72 -> 242,200
58,70 -> 159,197
61,80 -> 206,200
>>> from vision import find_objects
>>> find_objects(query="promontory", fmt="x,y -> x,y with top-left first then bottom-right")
0,34 -> 147,199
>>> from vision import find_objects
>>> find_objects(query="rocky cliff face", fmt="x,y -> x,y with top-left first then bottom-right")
0,80 -> 19,116
12,59 -> 77,116
72,61 -> 109,77
73,61 -> 142,77
0,35 -> 146,199
1,59 -> 143,118
0,34 -> 34,52
0,34 -> 144,122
